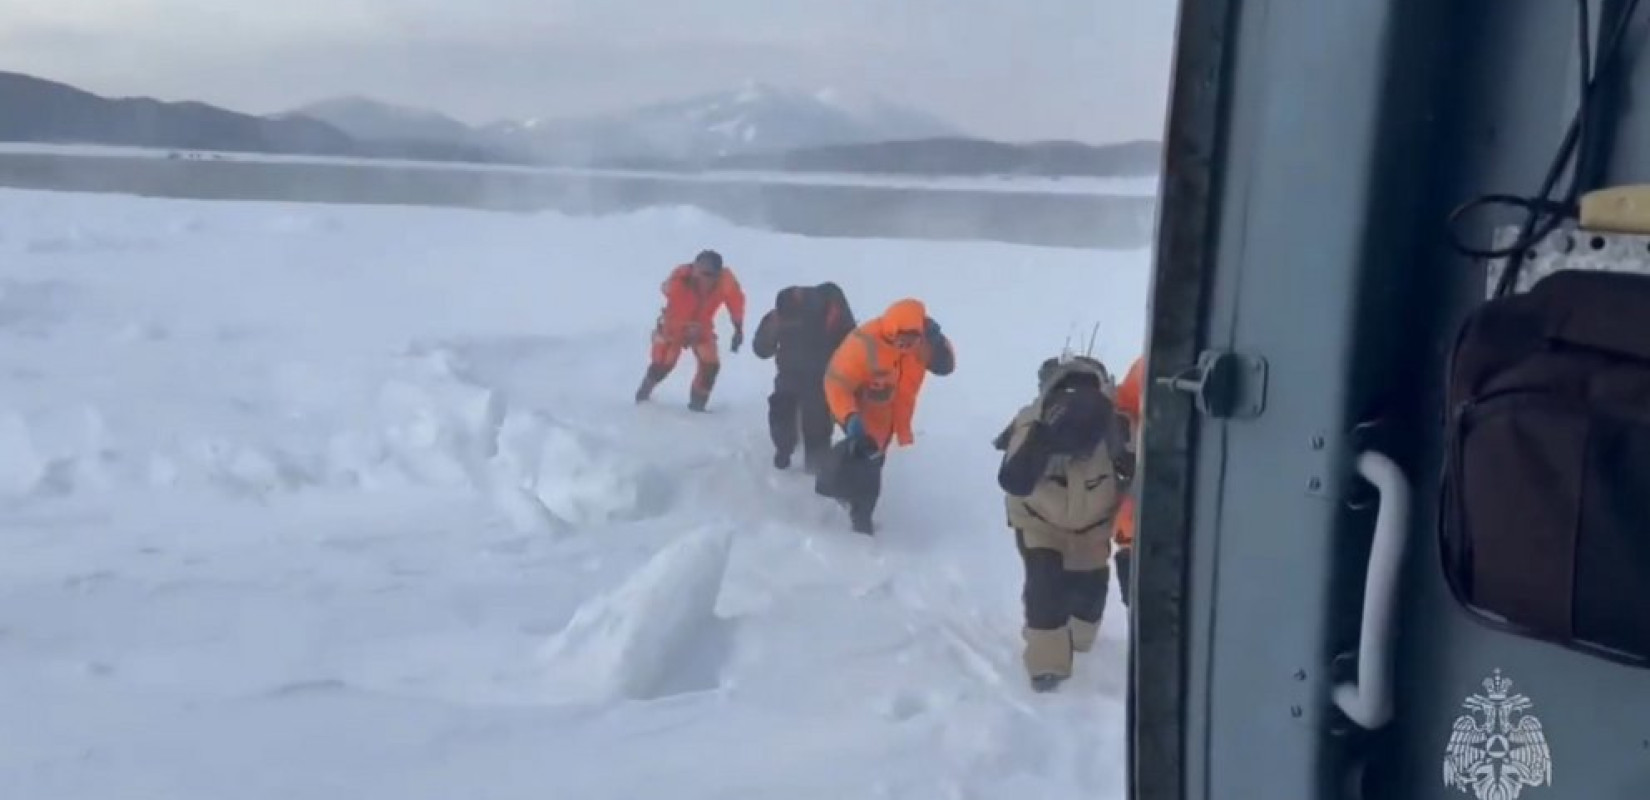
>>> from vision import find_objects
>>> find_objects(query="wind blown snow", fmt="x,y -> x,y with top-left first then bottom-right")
0,188 -> 1149,799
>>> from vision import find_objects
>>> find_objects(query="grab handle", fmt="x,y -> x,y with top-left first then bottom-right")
1330,451 -> 1411,730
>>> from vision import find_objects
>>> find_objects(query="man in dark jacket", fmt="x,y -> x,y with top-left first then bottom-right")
751,282 -> 856,472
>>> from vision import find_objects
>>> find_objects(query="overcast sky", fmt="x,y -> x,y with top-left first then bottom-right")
0,0 -> 1178,143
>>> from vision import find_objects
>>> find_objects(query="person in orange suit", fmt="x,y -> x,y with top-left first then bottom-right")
634,249 -> 747,411
1112,355 -> 1145,604
816,297 -> 955,534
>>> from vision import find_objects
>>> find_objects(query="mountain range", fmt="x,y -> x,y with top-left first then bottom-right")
0,70 -> 1161,178
0,71 -> 356,157
293,81 -> 964,165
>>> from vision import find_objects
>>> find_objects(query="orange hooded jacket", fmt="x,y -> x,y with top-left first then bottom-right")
657,263 -> 746,341
824,298 -> 955,449
1113,356 -> 1144,547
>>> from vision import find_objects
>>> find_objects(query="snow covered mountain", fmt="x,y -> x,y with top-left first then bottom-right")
0,71 -> 357,156
277,84 -> 958,166
485,81 -> 963,165
285,96 -> 475,145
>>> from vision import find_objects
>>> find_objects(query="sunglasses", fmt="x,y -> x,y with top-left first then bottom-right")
891,330 -> 922,348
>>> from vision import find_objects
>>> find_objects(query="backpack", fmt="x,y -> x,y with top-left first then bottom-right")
1442,268 -> 1650,665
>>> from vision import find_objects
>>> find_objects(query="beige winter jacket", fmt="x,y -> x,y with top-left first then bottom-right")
998,358 -> 1122,548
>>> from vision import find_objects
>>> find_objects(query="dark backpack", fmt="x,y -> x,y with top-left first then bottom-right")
1442,268 -> 1650,665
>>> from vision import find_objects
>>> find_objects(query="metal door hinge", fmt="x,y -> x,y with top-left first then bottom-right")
1156,350 -> 1268,419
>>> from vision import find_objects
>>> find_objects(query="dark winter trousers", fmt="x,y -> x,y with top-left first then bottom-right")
768,384 -> 834,469
1016,528 -> 1110,677
815,439 -> 885,533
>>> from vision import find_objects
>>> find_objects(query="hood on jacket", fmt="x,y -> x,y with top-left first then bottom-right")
816,281 -> 846,303
1034,355 -> 1117,454
1036,355 -> 1115,403
878,298 -> 927,337
774,286 -> 802,315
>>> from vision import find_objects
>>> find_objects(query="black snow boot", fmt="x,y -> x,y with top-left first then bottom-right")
688,363 -> 718,411
1030,673 -> 1066,693
802,448 -> 826,475
774,451 -> 792,470
850,509 -> 875,535
635,365 -> 668,403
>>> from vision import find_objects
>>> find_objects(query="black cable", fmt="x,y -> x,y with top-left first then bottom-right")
1445,0 -> 1646,298
1488,0 -> 1639,294
1577,0 -> 1595,177
1447,0 -> 1597,264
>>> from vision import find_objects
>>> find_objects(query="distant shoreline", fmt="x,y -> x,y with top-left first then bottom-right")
0,142 -> 1161,198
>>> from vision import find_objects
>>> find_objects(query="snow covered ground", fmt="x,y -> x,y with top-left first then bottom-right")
0,187 -> 1150,799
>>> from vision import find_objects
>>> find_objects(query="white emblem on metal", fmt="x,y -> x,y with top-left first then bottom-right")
1443,669 -> 1552,800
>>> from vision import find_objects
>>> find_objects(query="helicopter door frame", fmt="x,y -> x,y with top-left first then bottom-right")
1128,0 -> 1237,798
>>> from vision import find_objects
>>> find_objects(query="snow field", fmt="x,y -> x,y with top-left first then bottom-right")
0,187 -> 1149,799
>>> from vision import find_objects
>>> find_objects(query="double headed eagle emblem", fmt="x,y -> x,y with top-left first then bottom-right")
1443,670 -> 1552,800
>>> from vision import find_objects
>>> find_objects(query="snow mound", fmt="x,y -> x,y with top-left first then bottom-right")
358,346 -> 675,528
495,411 -> 678,527
538,527 -> 735,703
372,377 -> 504,488
0,337 -> 675,526
0,404 -> 112,497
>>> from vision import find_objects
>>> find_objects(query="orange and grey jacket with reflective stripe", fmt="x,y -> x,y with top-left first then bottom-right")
823,317 -> 954,448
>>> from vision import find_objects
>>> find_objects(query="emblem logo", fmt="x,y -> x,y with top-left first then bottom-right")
1443,669 -> 1552,800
